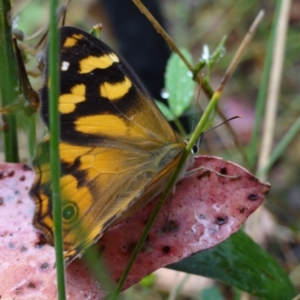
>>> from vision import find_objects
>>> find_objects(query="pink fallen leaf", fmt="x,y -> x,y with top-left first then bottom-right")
0,156 -> 270,299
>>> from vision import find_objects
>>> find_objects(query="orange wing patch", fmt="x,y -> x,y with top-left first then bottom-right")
100,76 -> 132,100
59,84 -> 86,114
63,34 -> 83,48
79,53 -> 120,73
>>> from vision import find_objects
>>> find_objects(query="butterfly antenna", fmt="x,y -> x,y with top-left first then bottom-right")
191,75 -> 204,133
34,2 -> 70,51
203,115 -> 241,135
194,116 -> 241,153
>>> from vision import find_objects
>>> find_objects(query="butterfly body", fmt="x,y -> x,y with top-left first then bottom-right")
31,27 -> 188,263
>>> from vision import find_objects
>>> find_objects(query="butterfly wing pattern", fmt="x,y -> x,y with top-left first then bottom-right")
31,27 -> 186,263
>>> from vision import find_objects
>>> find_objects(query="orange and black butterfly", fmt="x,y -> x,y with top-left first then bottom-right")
31,27 -> 190,264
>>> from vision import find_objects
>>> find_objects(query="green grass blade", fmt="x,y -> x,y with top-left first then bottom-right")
247,0 -> 283,170
0,0 -> 20,162
82,245 -> 115,294
48,0 -> 66,298
258,114 -> 300,177
28,114 -> 36,161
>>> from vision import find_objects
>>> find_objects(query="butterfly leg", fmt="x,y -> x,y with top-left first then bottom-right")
186,166 -> 241,179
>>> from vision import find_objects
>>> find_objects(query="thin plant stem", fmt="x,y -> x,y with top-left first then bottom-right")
292,293 -> 300,300
173,117 -> 187,136
258,112 -> 300,178
48,0 -> 66,298
0,0 -> 20,162
217,10 -> 265,92
28,115 -> 36,161
247,2 -> 282,170
257,0 -> 291,181
132,0 -> 193,72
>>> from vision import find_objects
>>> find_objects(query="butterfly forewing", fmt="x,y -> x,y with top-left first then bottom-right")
41,27 -> 176,147
31,26 -> 186,263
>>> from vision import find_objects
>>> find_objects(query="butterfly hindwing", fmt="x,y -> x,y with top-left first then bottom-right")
31,26 -> 186,263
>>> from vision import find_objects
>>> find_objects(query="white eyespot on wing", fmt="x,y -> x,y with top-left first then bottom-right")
61,61 -> 70,71
108,52 -> 119,62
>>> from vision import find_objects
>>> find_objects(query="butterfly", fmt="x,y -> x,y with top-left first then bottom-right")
31,26 -> 192,264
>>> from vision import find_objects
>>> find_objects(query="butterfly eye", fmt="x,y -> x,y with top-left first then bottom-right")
62,202 -> 78,222
192,144 -> 199,154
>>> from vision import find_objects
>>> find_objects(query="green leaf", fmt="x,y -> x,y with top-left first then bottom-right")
139,273 -> 156,288
165,48 -> 195,117
168,230 -> 296,300
201,286 -> 224,300
155,100 -> 174,121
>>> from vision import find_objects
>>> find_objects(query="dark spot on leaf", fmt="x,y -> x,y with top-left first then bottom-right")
40,263 -> 48,270
27,282 -> 36,289
220,167 -> 227,175
0,197 -> 3,205
22,164 -> 32,171
0,170 -> 3,178
197,170 -> 210,180
8,243 -> 14,249
7,170 -> 14,177
239,207 -> 245,213
20,246 -> 27,252
162,220 -> 179,233
127,238 -> 150,253
199,214 -> 206,219
162,246 -> 170,254
248,194 -> 258,201
19,175 -> 25,181
215,216 -> 227,225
